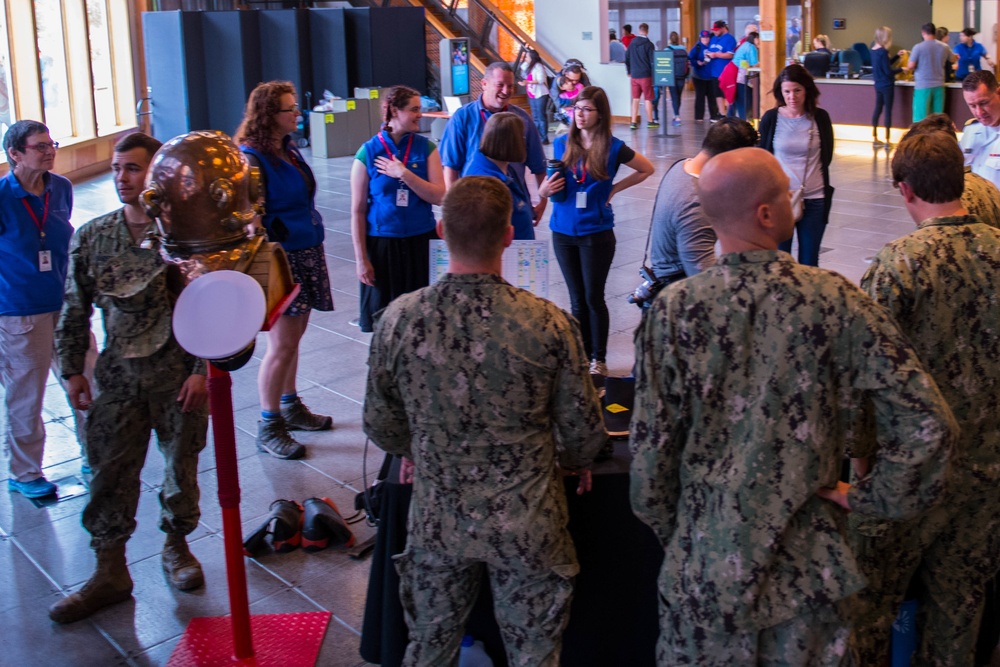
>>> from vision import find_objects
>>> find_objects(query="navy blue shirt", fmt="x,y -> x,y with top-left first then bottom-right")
871,48 -> 902,89
549,136 -> 627,237
462,151 -> 534,240
690,43 -> 713,80
355,131 -> 437,238
242,139 -> 324,251
0,170 -> 74,315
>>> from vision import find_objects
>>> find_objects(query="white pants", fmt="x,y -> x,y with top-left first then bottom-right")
0,311 -> 95,482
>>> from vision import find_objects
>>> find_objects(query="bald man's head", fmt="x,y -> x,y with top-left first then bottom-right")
698,148 -> 793,249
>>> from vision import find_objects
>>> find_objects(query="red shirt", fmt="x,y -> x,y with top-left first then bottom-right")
621,34 -> 634,48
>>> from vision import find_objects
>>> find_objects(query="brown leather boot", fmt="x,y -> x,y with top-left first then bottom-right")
162,534 -> 204,591
48,545 -> 133,623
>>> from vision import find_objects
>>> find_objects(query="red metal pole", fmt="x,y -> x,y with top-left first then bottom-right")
207,364 -> 255,661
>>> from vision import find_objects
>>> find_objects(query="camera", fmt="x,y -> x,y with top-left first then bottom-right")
627,266 -> 665,309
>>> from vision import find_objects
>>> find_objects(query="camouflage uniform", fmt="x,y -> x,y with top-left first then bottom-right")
963,167 -> 1000,228
56,209 -> 208,550
364,273 -> 606,667
851,215 -> 1000,667
630,249 -> 957,666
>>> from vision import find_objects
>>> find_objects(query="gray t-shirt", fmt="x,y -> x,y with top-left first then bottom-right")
910,39 -> 952,89
649,160 -> 717,279
774,114 -> 824,200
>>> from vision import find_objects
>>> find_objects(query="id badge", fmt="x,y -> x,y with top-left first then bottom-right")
396,188 -> 409,207
576,191 -> 587,209
39,250 -> 52,272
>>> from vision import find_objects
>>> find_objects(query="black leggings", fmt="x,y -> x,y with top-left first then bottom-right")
692,78 -> 719,120
872,86 -> 895,136
551,229 -> 616,362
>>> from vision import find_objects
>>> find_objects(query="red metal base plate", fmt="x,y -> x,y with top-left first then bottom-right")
167,612 -> 331,667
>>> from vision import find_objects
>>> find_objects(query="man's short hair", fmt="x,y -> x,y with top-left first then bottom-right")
2,119 -> 50,166
114,132 -> 163,160
479,112 -> 526,164
639,23 -> 649,33
442,177 -> 512,263
623,24 -> 632,33
892,132 -> 965,203
484,61 -> 514,79
701,117 -> 759,157
963,69 -> 998,93
963,27 -> 978,38
904,113 -> 957,140
922,22 -> 937,36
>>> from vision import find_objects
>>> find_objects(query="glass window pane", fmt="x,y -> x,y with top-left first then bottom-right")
87,0 -> 116,134
34,0 -> 73,139
0,0 -> 16,137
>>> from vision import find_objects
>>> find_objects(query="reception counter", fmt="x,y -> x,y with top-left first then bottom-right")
813,79 -> 973,139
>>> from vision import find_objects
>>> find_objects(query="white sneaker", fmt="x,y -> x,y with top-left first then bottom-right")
589,360 -> 608,376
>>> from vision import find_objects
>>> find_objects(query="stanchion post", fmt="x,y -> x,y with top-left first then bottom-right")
206,363 -> 254,661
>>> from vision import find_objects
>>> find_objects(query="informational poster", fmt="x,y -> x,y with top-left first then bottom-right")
653,50 -> 675,86
429,240 -> 549,297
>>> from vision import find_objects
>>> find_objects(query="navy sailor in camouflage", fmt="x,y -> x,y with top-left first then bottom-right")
49,133 -> 209,624
629,147 -> 958,666
364,176 -> 606,667
849,130 -> 1000,666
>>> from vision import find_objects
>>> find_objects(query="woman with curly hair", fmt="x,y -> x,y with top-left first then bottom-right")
236,80 -> 333,461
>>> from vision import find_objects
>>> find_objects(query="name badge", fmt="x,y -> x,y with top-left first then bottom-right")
576,191 -> 587,209
39,250 -> 52,272
396,188 -> 409,207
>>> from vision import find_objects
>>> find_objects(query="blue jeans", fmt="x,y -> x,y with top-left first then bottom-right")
551,229 -> 616,362
669,82 -> 683,117
528,96 -> 548,142
778,198 -> 826,266
727,83 -> 747,119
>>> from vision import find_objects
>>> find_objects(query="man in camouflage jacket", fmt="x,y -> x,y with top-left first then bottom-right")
630,147 -> 957,666
364,176 -> 606,667
850,130 -> 1000,666
49,132 -> 209,624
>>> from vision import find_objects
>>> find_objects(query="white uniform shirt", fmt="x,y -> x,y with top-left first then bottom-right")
960,120 -> 1000,186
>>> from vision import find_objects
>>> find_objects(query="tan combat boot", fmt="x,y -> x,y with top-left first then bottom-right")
49,545 -> 133,623
162,533 -> 205,591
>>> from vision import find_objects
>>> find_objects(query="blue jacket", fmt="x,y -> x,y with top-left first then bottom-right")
690,43 -> 713,80
462,151 -> 534,240
242,140 -> 324,251
549,135 -> 626,237
356,131 -> 437,238
0,171 -> 74,315
871,48 -> 902,89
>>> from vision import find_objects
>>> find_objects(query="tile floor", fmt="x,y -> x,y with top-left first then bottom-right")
1,116 -> 912,665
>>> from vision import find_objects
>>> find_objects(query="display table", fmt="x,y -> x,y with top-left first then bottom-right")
359,442 -> 663,667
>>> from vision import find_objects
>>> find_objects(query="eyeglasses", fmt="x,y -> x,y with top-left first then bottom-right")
278,104 -> 301,114
25,141 -> 59,152
573,106 -> 597,114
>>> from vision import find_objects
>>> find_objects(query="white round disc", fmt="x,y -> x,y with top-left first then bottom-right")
172,270 -> 266,359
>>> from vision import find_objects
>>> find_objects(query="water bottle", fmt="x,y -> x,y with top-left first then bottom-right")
546,159 -> 567,203
458,635 -> 493,667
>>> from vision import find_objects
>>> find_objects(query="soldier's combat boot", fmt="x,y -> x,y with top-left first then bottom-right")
281,397 -> 334,431
256,418 -> 306,460
49,545 -> 133,623
162,534 -> 204,591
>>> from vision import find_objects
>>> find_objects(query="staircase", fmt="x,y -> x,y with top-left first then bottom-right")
350,0 -> 559,112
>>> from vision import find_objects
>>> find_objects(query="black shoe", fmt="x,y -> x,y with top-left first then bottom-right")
256,419 -> 306,460
302,497 -> 356,552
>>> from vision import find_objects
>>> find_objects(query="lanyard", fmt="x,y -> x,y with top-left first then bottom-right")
570,161 -> 588,184
377,132 -> 414,169
21,191 -> 50,240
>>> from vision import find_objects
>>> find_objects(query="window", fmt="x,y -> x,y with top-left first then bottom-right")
608,0 -> 681,52
1,0 -> 136,162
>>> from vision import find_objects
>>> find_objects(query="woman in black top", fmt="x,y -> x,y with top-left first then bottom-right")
871,26 -> 904,147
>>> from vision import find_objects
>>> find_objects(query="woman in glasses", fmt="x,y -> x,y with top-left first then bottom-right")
237,80 -> 333,461
0,120 -> 85,499
539,86 -> 654,376
350,85 -> 445,333
462,112 -> 534,240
